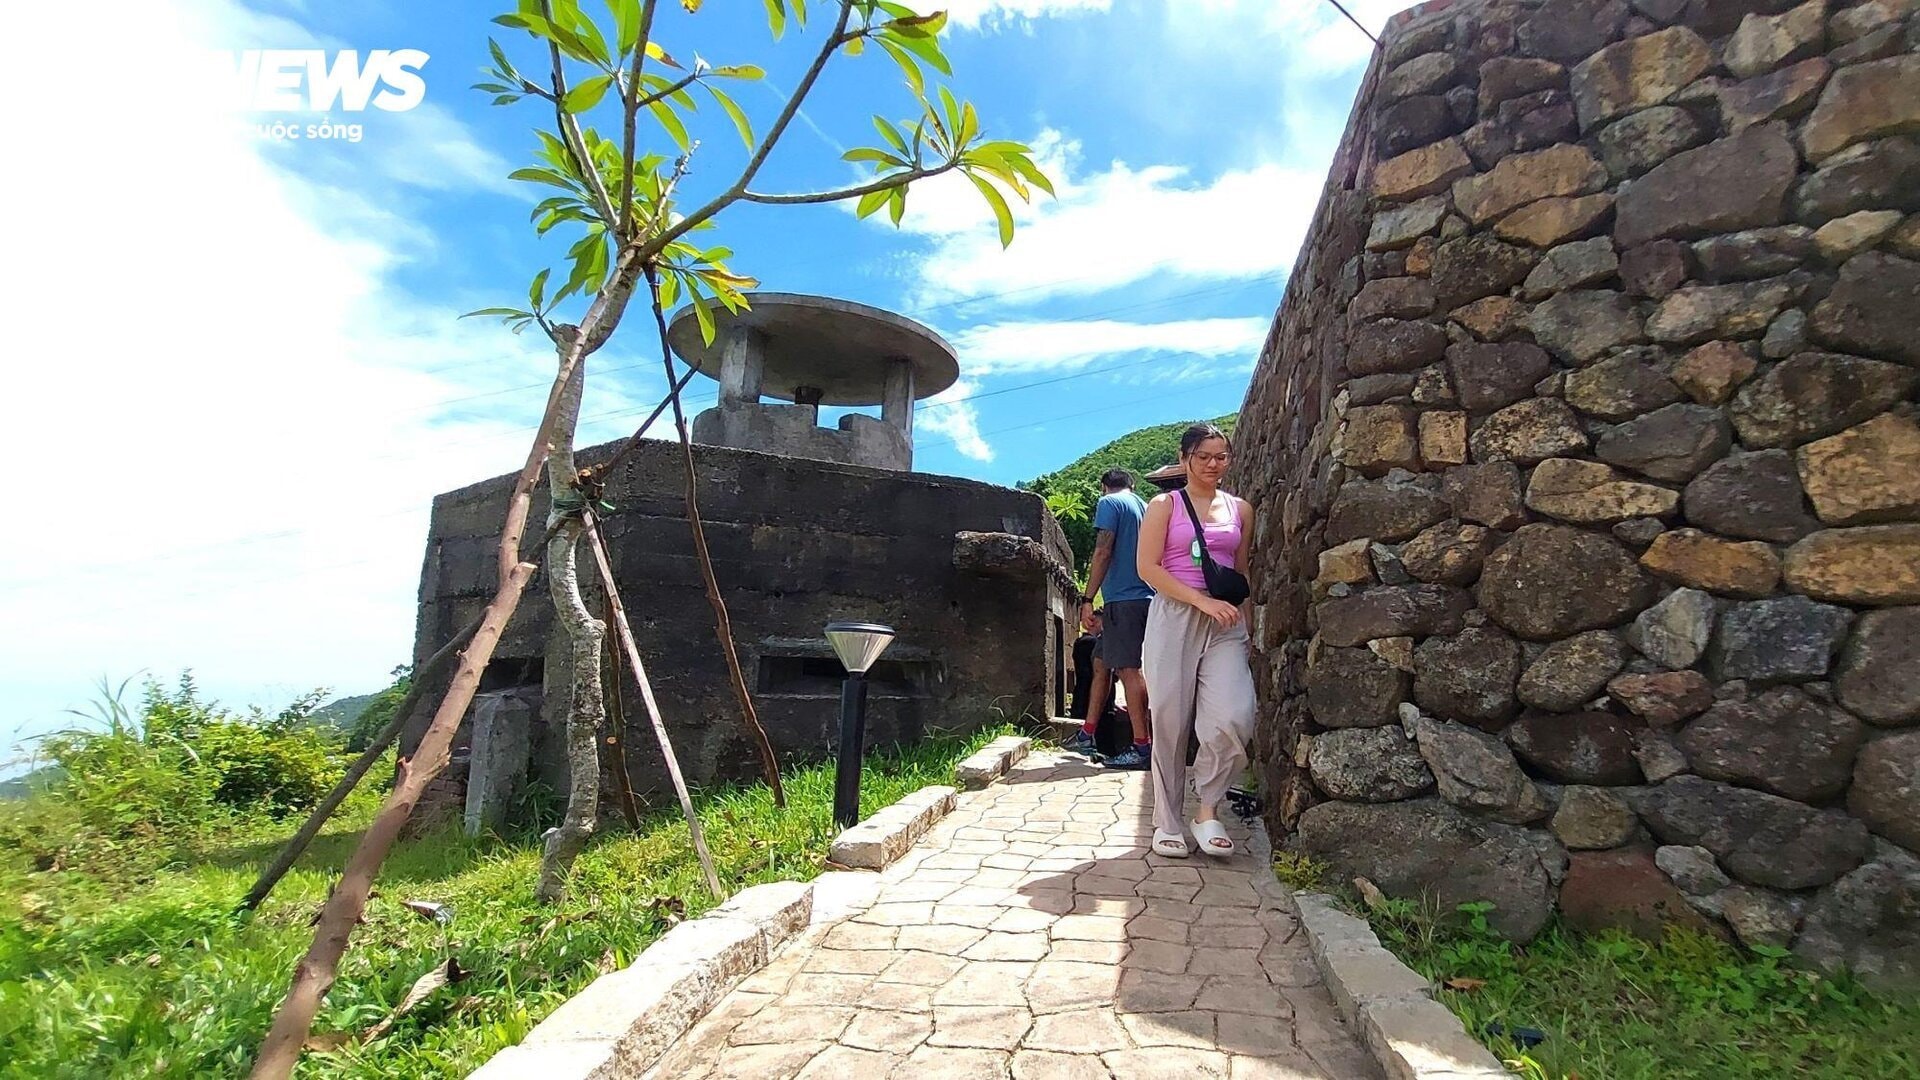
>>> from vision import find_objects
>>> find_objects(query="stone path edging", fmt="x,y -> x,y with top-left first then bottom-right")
469,880 -> 814,1080
829,785 -> 958,870
953,734 -> 1031,789
1252,822 -> 1509,1080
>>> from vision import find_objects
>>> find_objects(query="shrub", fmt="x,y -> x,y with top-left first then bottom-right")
0,675 -> 348,877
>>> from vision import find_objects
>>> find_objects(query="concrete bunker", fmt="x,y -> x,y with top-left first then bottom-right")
404,294 -> 1074,831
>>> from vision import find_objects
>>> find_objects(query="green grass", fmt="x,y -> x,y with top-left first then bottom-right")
1364,897 -> 1920,1080
0,726 -> 1012,1079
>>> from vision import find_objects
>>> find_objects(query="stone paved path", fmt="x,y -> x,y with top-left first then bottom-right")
649,751 -> 1381,1079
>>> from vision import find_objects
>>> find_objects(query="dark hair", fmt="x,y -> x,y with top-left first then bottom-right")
1180,422 -> 1230,457
1100,468 -> 1133,490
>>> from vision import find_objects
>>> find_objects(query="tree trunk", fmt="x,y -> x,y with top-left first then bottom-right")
238,615 -> 482,912
536,335 -> 604,905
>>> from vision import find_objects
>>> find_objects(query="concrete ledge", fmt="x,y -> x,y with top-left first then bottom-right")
955,734 -> 1032,788
1252,823 -> 1509,1080
827,784 -> 958,870
468,881 -> 813,1080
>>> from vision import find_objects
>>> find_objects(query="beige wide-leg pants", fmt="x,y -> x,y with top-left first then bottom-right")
1142,596 -> 1258,837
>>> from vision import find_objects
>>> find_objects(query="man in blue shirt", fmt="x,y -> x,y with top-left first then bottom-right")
1070,469 -> 1155,768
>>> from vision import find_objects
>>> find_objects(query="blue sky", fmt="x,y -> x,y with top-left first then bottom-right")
0,0 -> 1395,761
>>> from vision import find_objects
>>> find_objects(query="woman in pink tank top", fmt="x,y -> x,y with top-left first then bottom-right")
1133,424 -> 1258,860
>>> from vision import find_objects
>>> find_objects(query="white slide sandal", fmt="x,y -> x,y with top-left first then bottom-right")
1152,830 -> 1190,858
1191,818 -> 1235,857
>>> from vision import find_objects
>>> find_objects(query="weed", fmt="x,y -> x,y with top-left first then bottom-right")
1270,851 -> 1327,892
1364,896 -> 1920,1080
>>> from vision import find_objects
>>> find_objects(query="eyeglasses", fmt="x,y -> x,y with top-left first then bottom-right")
1188,452 -> 1230,465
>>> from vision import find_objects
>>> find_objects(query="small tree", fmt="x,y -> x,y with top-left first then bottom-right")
249,2 -> 1048,1073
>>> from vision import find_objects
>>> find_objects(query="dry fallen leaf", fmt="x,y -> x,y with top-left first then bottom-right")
1354,876 -> 1388,912
304,1032 -> 354,1053
361,958 -> 468,1042
1444,976 -> 1488,992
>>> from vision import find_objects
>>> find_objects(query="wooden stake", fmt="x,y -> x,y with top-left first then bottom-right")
582,511 -> 724,898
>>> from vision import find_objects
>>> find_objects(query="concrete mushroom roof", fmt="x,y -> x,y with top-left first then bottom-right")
667,292 -> 959,406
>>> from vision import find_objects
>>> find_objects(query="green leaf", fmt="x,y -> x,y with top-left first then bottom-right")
712,63 -> 765,79
530,268 -> 552,311
492,12 -> 548,33
658,271 -> 681,311
887,184 -> 906,226
707,84 -> 755,150
691,288 -> 717,345
509,166 -> 579,190
488,37 -> 519,81
855,187 -> 891,219
564,3 -> 613,67
461,306 -> 531,319
886,25 -> 950,75
844,35 -> 864,56
872,116 -> 912,157
1007,152 -> 1055,197
764,0 -> 786,39
967,171 -> 1015,248
843,146 -> 908,167
875,37 -> 924,96
610,0 -> 642,54
649,100 -> 691,151
562,74 -> 614,113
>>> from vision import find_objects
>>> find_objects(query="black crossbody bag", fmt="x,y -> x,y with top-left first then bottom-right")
1178,490 -> 1251,606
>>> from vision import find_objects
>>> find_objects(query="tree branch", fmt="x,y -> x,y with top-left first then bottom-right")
543,0 -> 621,230
639,0 -> 856,257
620,0 -> 661,234
740,159 -> 960,205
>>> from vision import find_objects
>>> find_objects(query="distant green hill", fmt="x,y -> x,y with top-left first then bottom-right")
1023,413 -> 1237,574
311,692 -> 381,731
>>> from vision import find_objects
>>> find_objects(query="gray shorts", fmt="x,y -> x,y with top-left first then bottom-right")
1100,599 -> 1150,670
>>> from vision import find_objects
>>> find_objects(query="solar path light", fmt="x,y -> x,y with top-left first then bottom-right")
826,621 -> 896,830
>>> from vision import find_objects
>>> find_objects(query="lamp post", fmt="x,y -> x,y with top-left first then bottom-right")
826,621 -> 896,830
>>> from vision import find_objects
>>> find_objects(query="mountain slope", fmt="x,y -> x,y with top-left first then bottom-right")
1023,412 -> 1238,574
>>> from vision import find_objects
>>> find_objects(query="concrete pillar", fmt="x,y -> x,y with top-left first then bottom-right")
717,326 -> 764,406
464,689 -> 534,836
882,358 -> 915,442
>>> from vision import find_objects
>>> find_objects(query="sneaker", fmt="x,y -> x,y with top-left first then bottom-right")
1066,728 -> 1099,755
1103,744 -> 1151,770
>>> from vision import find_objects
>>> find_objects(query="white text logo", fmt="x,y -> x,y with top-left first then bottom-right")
221,50 -> 429,112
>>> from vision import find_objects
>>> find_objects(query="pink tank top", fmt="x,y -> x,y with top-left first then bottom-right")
1160,490 -> 1242,592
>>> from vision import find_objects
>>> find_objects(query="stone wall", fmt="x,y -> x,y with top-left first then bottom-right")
405,438 -> 1075,829
1229,0 -> 1920,989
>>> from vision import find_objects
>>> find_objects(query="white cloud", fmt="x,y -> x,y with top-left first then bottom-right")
1181,0 -> 1401,77
916,379 -> 993,461
944,0 -> 1112,31
888,130 -> 1322,305
950,317 -> 1267,376
0,0 -> 578,756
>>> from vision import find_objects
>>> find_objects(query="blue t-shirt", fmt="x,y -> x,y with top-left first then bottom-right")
1093,490 -> 1153,603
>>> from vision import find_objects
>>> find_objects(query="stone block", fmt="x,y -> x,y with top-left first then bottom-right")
711,881 -> 815,953
1418,410 -> 1469,467
1801,55 -> 1920,162
956,737 -> 1030,789
831,784 -> 960,867
1796,412 -> 1920,525
1571,25 -> 1713,127
1783,525 -> 1920,604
